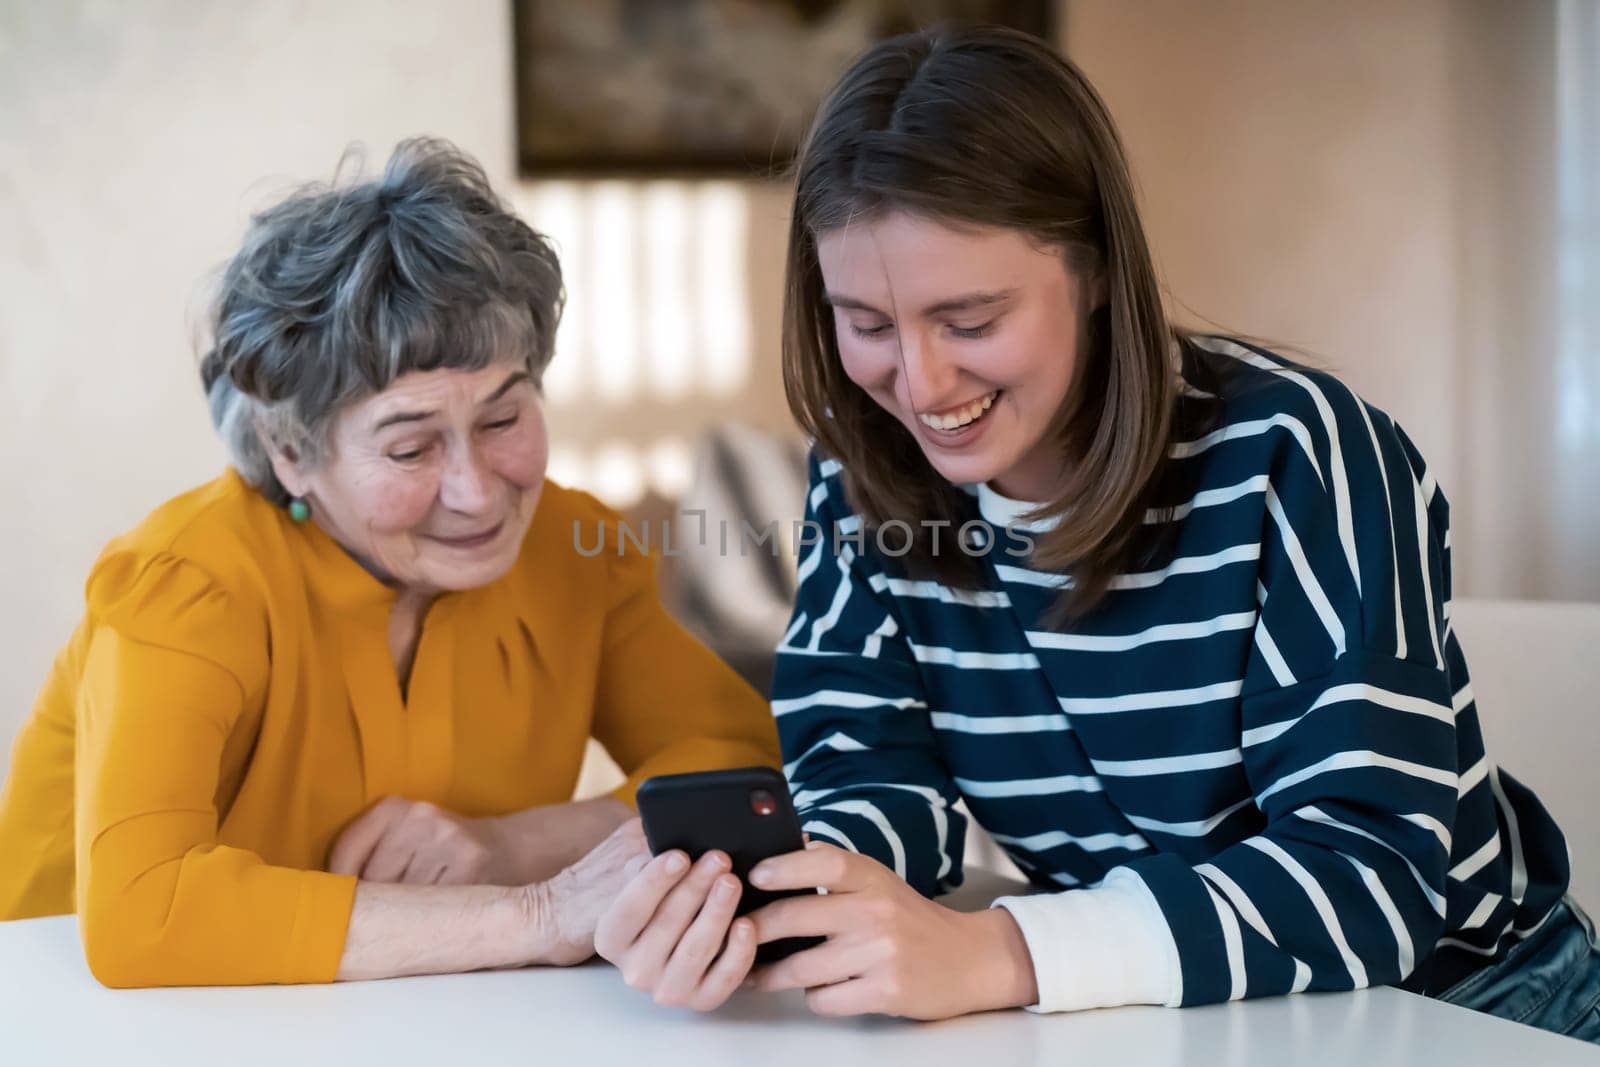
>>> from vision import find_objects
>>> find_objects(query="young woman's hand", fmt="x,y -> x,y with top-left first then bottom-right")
593,847 -> 759,1010
746,841 -> 1039,1020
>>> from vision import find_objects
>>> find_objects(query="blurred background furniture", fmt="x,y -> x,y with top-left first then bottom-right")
1451,600 -> 1600,905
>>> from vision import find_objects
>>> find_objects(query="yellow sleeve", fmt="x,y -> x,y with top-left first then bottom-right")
590,541 -> 782,808
0,622 -> 88,920
74,552 -> 356,987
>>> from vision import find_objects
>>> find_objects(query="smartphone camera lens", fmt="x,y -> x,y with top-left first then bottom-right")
749,788 -> 778,817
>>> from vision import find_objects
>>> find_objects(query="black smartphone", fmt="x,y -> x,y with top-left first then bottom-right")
635,765 -> 823,965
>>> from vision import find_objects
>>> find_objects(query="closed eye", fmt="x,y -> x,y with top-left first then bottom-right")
483,415 -> 519,431
850,323 -> 894,340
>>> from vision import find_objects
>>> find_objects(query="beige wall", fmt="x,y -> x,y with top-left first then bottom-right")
1063,0 -> 1589,601
0,1 -> 520,751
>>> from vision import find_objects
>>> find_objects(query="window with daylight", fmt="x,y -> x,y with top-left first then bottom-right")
511,180 -> 755,510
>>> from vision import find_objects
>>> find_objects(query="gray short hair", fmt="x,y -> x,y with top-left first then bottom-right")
199,137 -> 564,506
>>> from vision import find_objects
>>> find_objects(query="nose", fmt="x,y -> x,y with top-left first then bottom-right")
895,330 -> 961,414
438,442 -> 497,515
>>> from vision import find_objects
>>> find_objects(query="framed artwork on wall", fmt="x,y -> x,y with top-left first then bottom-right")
513,1 -> 1056,177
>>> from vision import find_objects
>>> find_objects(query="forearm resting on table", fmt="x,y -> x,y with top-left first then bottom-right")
335,881 -> 547,981
336,798 -> 634,981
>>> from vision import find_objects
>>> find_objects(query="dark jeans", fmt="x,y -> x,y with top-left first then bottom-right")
1437,896 -> 1600,1043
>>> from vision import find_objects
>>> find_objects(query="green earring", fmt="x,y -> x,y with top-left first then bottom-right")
288,498 -> 311,523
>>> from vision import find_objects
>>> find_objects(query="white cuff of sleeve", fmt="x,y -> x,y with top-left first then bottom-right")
993,868 -> 1183,1013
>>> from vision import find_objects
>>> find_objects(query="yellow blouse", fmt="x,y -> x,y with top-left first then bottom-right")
0,470 -> 780,986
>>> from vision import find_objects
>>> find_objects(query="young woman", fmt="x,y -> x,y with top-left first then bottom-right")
594,26 -> 1596,1039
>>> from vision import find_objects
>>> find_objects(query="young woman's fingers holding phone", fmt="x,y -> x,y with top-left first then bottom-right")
744,841 -> 1038,1020
594,848 -> 759,1010
655,874 -> 759,1011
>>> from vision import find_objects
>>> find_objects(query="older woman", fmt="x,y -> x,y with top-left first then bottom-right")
0,139 -> 781,987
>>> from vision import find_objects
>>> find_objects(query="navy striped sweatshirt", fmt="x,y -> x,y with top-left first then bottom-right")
771,335 -> 1569,1007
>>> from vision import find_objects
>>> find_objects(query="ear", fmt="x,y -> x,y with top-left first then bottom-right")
255,416 -> 310,499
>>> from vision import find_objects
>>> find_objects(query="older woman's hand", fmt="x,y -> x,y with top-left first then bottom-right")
330,797 -> 511,885
530,818 -> 651,965
332,818 -> 649,981
593,846 -> 759,1010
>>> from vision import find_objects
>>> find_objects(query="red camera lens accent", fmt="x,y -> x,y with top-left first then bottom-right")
750,789 -> 778,816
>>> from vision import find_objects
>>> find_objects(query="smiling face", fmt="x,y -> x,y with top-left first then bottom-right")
267,362 -> 547,594
816,211 -> 1103,502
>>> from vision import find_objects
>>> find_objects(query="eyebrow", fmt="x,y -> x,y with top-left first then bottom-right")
823,288 -> 1018,319
482,369 -> 533,405
370,369 -> 533,432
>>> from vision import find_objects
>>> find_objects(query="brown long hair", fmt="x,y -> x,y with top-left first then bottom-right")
783,25 -> 1187,619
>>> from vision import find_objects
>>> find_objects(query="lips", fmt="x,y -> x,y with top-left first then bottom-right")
918,389 -> 1000,431
428,522 -> 504,549
912,390 -> 1004,452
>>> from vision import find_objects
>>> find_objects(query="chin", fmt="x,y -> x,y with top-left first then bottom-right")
422,551 -> 520,592
920,447 -> 1009,489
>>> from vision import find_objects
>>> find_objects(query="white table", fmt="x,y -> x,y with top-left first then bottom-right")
3,907 -> 1596,1066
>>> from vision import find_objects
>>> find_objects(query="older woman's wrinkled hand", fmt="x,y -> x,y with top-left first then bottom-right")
528,818 -> 652,964
329,796 -> 513,885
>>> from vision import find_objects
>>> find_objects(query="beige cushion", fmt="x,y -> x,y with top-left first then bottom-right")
1451,598 -> 1600,905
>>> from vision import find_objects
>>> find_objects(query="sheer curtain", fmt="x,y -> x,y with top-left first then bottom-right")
1552,0 -> 1600,597
1455,0 -> 1599,601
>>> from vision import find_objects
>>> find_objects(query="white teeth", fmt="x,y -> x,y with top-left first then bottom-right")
919,391 -> 997,431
